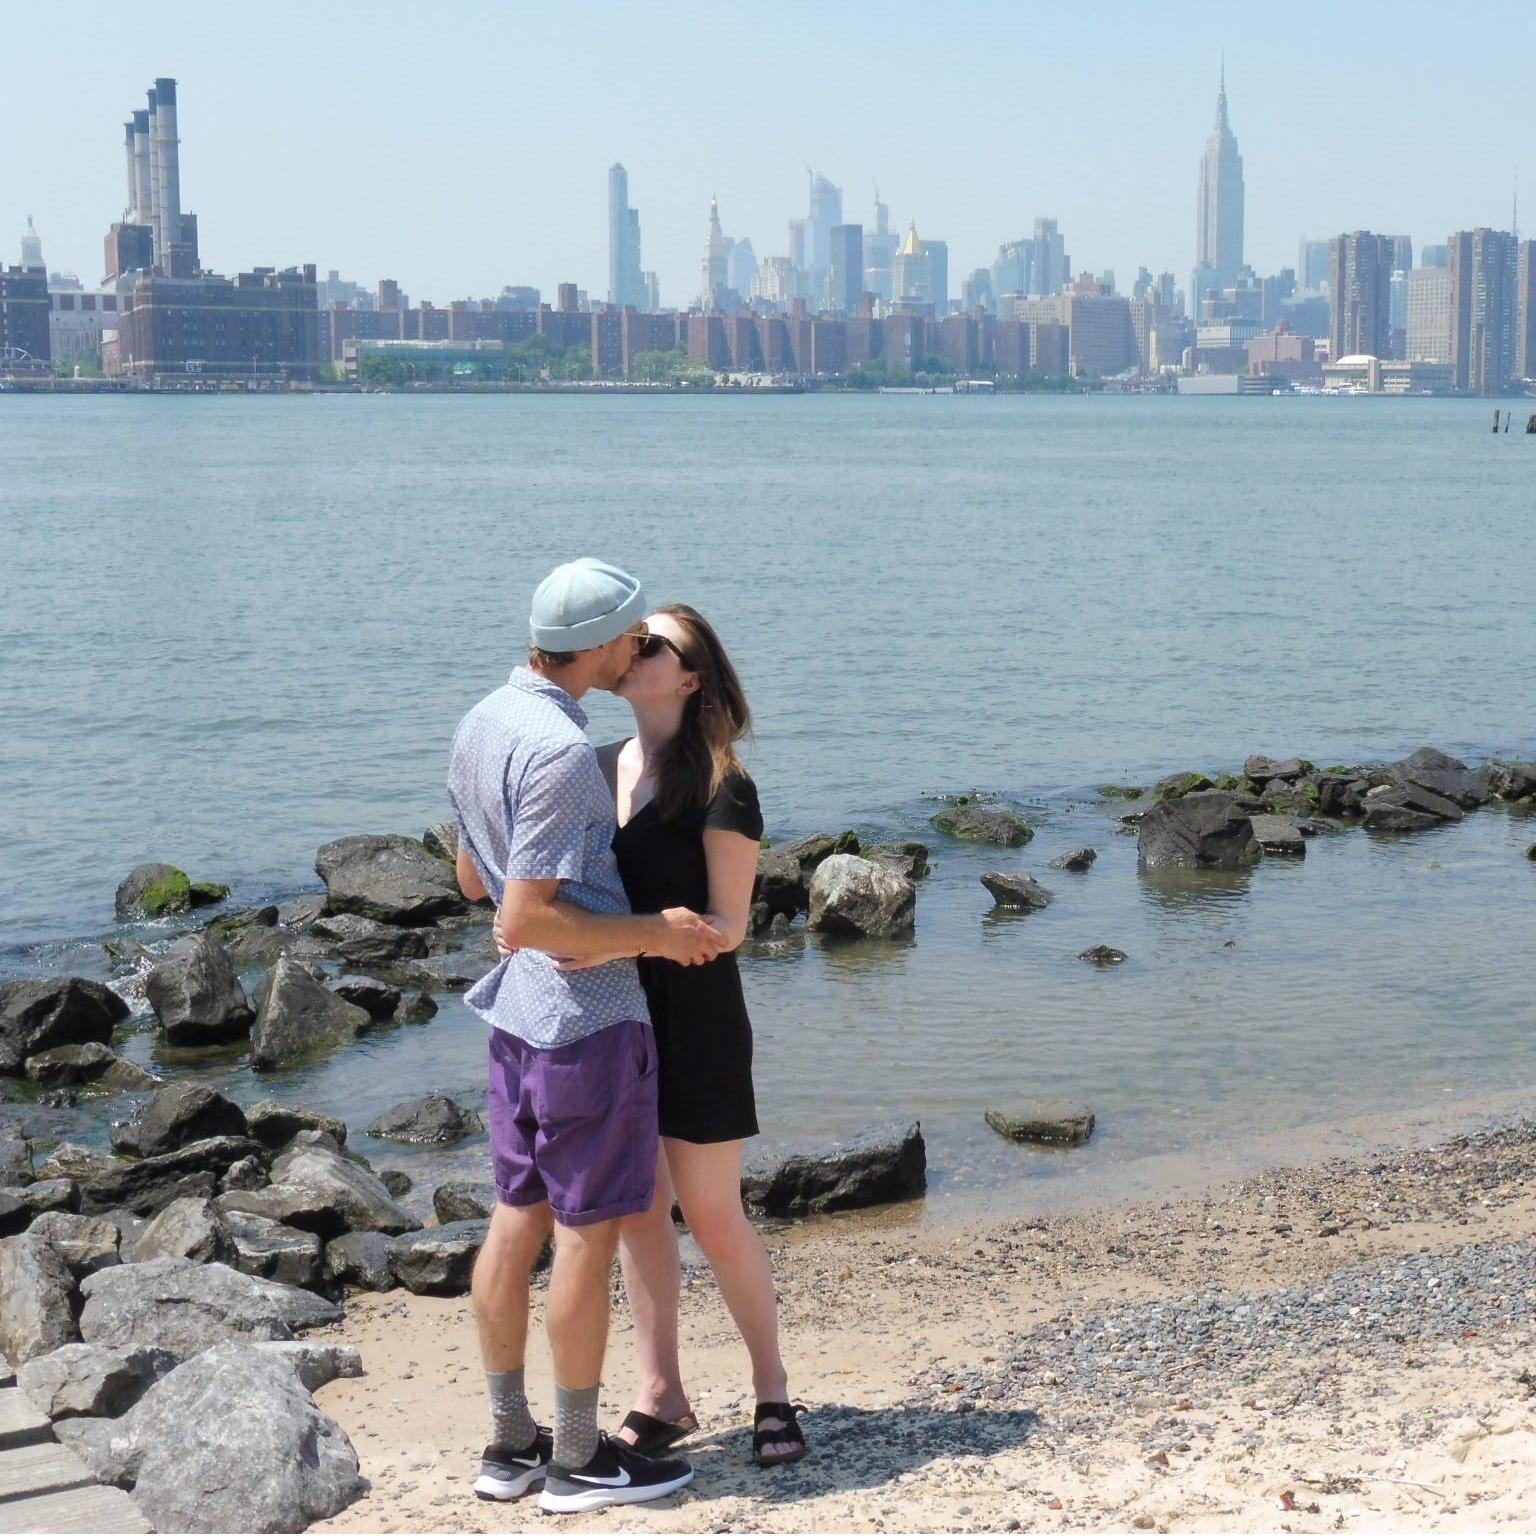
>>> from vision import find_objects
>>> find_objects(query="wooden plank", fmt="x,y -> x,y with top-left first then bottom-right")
0,1390 -> 51,1453
0,1482 -> 150,1534
0,1442 -> 94,1503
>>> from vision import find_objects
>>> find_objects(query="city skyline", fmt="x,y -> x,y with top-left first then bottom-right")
2,0 -> 1530,306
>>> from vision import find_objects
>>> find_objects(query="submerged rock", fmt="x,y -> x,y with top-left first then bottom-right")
1136,791 -> 1261,871
315,833 -> 468,925
863,842 -> 931,880
366,1094 -> 483,1146
329,975 -> 402,1020
0,977 -> 130,1076
397,991 -> 439,1025
1480,758 -> 1536,801
1314,772 -> 1370,818
1385,747 -> 1490,812
144,933 -> 254,1046
980,872 -> 1052,910
310,912 -> 430,967
1362,782 -> 1463,830
23,1042 -> 159,1095
743,1122 -> 926,1216
251,955 -> 371,1072
1079,945 -> 1128,966
1248,814 -> 1306,857
1049,847 -> 1097,872
931,802 -> 1033,846
114,863 -> 192,920
806,854 -> 916,938
985,1100 -> 1095,1147
753,847 -> 810,919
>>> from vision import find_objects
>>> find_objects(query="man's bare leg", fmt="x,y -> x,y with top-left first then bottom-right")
546,1216 -> 622,1468
473,1200 -> 555,1454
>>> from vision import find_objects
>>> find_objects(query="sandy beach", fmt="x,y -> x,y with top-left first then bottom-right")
307,1120 -> 1536,1534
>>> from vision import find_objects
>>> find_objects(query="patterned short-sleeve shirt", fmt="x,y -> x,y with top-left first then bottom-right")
448,667 -> 649,1048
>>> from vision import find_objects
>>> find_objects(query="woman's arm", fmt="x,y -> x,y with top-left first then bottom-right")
702,828 -> 761,950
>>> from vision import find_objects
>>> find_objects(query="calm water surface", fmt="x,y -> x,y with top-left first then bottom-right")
2,394 -> 1533,1211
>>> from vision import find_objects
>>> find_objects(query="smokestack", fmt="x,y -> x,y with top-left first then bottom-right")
146,87 -> 161,264
123,122 -> 137,221
152,79 -> 183,272
132,109 -> 151,226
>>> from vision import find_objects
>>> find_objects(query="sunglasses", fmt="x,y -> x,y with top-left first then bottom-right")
635,630 -> 687,663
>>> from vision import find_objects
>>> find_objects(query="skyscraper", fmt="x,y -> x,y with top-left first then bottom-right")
992,240 -> 1034,304
701,196 -> 731,310
1517,241 -> 1536,383
1329,232 -> 1394,359
892,222 -> 932,309
864,190 -> 896,303
920,239 -> 948,316
1032,219 -> 1067,296
1449,228 -> 1518,394
1297,239 -> 1331,294
727,237 -> 758,299
1193,64 -> 1244,305
829,224 -> 863,314
607,164 -> 645,310
806,173 -> 842,276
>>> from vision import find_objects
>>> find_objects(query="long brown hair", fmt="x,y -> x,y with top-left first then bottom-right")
651,603 -> 752,820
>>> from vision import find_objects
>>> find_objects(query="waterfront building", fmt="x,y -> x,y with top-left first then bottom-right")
1032,218 -> 1068,296
829,224 -> 863,314
1329,232 -> 1395,361
326,304 -> 405,362
1246,322 -> 1319,383
49,283 -> 124,364
1449,228 -> 1518,395
864,191 -> 896,302
1193,64 -> 1245,305
892,223 -> 931,309
1012,287 -> 1135,376
0,264 -> 50,367
1297,238 -> 1331,294
607,164 -> 646,310
1517,241 -> 1536,382
1405,268 -> 1453,362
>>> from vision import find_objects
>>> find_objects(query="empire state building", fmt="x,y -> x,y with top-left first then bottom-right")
1192,65 -> 1244,308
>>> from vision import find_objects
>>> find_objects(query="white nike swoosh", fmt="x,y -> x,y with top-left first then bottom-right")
571,1468 -> 632,1487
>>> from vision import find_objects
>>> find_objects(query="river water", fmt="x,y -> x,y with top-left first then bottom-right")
2,393 -> 1533,1211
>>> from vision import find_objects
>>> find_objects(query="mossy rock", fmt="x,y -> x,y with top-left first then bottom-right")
931,804 -> 1034,846
1098,785 -> 1144,801
1212,773 -> 1243,791
114,863 -> 192,919
1153,772 -> 1214,801
188,881 -> 231,908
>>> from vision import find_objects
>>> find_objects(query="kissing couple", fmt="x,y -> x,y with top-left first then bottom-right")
447,557 -> 807,1514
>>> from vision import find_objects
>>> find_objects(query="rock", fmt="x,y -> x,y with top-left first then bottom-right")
1249,814 -> 1306,856
1136,791 -> 1261,870
323,1232 -> 396,1292
365,1094 -> 483,1146
78,1258 -> 339,1354
1098,784 -> 1144,800
246,1100 -> 349,1151
1259,781 -> 1314,816
1362,796 -> 1443,833
330,975 -> 402,1020
1480,758 -> 1536,801
753,846 -> 810,919
0,1189 -> 29,1237
202,904 -> 279,943
310,912 -> 430,967
0,1232 -> 80,1363
315,833 -> 468,926
1079,944 -> 1128,966
422,821 -> 459,863
1243,755 -> 1310,784
397,992 -> 438,1025
1364,781 -> 1464,827
386,1220 -> 488,1296
0,1132 -> 32,1185
806,854 -> 916,939
126,1197 -> 238,1266
80,1136 -> 263,1218
432,1181 -> 496,1224
251,1339 -> 363,1392
783,831 -> 861,869
980,872 -> 1052,910
984,1100 -> 1096,1147
1153,771 -> 1214,801
114,863 -> 192,920
144,933 -> 254,1046
863,842 -> 931,880
219,1156 -> 267,1193
187,880 -> 230,908
264,1145 -> 413,1237
52,1416 -> 128,1482
1049,847 -> 1097,872
23,1042 -> 159,1095
112,1340 -> 362,1531
250,955 -> 372,1072
28,1211 -> 121,1277
15,1178 -> 78,1219
224,1211 -> 323,1291
223,922 -> 329,969
1314,772 -> 1369,818
742,1121 -> 926,1216
1526,842 -> 1536,861
111,1082 -> 249,1158
37,1142 -> 114,1183
0,977 -> 130,1075
378,1169 -> 411,1197
17,1341 -> 177,1420
930,803 -> 1033,846
1385,747 -> 1490,811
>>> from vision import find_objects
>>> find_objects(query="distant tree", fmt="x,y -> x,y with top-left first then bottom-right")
631,348 -> 713,384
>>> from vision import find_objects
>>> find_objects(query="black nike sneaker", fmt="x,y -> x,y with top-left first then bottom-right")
472,1428 -> 553,1500
538,1432 -> 694,1513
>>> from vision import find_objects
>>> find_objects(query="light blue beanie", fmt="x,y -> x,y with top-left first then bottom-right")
529,558 -> 647,652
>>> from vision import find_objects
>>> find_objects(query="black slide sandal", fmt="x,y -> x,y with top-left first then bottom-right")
752,1402 -> 808,1468
619,1408 -> 699,1457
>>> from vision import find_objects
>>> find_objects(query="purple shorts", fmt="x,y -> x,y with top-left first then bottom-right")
486,1020 -> 658,1228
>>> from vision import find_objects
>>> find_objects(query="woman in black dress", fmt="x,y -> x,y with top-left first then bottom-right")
586,604 -> 802,1467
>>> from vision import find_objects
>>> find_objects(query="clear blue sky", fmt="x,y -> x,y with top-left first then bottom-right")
4,0 -> 1530,303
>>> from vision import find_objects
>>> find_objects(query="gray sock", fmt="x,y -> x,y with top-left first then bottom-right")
553,1383 -> 601,1469
487,1368 -> 536,1452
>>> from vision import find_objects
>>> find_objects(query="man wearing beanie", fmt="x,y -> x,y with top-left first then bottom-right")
447,557 -> 726,1513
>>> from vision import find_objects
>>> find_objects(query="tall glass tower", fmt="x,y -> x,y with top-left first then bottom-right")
608,164 -> 645,309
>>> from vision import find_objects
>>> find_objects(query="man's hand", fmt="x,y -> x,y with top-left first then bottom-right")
491,907 -> 519,959
648,907 -> 729,967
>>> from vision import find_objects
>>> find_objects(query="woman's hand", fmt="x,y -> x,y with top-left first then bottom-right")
492,907 -> 519,959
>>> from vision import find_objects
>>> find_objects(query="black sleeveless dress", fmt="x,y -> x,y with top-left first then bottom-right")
602,747 -> 763,1144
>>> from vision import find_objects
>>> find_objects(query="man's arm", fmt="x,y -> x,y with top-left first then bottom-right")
455,845 -> 488,903
499,878 -> 726,967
